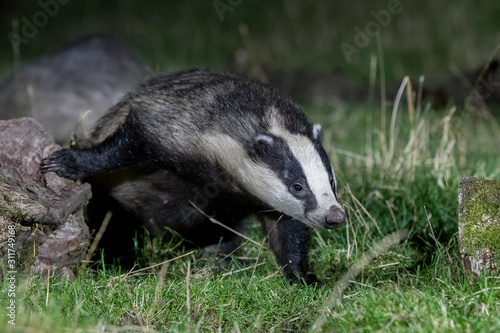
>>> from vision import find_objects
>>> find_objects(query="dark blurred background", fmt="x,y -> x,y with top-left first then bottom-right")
1,0 -> 499,87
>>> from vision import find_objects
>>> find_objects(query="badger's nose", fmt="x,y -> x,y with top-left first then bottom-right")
324,209 -> 346,229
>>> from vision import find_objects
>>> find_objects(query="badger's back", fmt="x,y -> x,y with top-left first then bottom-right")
84,69 -> 312,147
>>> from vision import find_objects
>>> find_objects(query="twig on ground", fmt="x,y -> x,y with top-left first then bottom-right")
112,251 -> 195,280
190,201 -> 262,247
222,262 -> 266,277
81,211 -> 113,271
311,229 -> 409,332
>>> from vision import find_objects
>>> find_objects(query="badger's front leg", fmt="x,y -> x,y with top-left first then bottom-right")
260,213 -> 320,286
41,109 -> 148,180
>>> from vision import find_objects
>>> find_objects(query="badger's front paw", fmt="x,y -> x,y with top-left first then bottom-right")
301,273 -> 321,287
40,149 -> 85,180
286,270 -> 322,287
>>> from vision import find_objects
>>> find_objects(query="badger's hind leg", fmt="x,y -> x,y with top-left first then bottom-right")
41,109 -> 149,180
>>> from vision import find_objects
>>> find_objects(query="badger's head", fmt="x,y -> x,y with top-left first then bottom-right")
243,119 -> 345,229
200,105 -> 345,229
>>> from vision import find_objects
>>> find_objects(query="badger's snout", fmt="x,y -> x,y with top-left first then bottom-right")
323,208 -> 346,229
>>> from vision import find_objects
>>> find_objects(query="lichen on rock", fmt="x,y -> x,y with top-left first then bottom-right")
458,175 -> 500,275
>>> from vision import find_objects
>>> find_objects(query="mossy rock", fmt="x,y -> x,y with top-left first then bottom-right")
458,175 -> 500,276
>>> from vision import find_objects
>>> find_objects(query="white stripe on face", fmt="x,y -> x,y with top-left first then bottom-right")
313,123 -> 322,141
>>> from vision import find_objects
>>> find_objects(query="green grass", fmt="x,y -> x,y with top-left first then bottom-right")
2,1 -> 500,332
2,101 -> 500,332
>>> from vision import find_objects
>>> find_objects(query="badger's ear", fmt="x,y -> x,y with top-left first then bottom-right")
248,134 -> 275,159
313,124 -> 323,142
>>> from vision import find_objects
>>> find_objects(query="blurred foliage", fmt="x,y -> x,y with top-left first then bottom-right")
1,0 -> 499,82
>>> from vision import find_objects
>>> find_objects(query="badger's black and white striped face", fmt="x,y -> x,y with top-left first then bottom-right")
197,106 -> 345,229
245,117 -> 345,229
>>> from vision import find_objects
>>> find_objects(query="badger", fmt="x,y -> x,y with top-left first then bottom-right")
41,69 -> 345,285
0,33 -> 150,143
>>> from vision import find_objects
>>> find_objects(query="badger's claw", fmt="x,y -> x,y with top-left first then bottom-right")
40,149 -> 85,180
286,271 -> 322,288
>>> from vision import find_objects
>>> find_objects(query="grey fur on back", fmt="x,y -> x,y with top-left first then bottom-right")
0,34 -> 150,143
83,69 -> 311,148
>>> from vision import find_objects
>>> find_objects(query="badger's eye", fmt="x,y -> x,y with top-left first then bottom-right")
293,183 -> 303,192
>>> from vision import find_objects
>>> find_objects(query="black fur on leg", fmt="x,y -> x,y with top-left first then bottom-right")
40,148 -> 96,180
41,108 -> 151,180
260,212 -> 320,287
